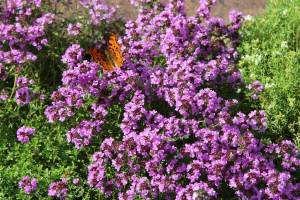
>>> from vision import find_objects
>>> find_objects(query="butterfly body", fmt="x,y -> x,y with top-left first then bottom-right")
88,34 -> 124,72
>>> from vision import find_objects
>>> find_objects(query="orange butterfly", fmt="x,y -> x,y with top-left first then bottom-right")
88,33 -> 124,72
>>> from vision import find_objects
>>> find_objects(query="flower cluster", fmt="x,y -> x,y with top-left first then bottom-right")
67,22 -> 82,36
48,178 -> 68,200
247,80 -> 264,100
0,0 -> 54,105
66,119 -> 105,149
121,1 -> 244,119
46,0 -> 300,199
88,91 -> 300,199
18,176 -> 38,194
15,76 -> 34,106
46,43 -> 113,147
247,110 -> 267,133
16,126 -> 36,144
0,0 -> 54,66
45,44 -> 96,123
79,0 -> 116,25
61,44 -> 84,68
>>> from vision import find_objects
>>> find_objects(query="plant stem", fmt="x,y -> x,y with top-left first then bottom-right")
10,73 -> 18,98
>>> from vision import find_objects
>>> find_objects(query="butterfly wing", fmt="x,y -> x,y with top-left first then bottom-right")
107,33 -> 124,68
88,47 -> 114,72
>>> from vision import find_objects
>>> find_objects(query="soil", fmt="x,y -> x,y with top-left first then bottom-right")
60,0 -> 267,21
211,0 -> 267,19
111,0 -> 267,19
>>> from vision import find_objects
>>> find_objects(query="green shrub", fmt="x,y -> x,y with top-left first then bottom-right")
238,0 -> 300,148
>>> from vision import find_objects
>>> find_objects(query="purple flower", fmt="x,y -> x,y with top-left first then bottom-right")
16,77 -> 33,88
72,178 -> 80,185
61,44 -> 84,67
228,10 -> 244,31
66,120 -> 105,149
247,80 -> 264,100
19,176 -> 38,194
67,23 -> 81,36
15,87 -> 31,106
35,13 -> 55,26
44,103 -> 74,123
0,90 -> 8,101
48,178 -> 68,199
79,0 -> 116,25
16,126 -> 36,144
247,110 -> 267,133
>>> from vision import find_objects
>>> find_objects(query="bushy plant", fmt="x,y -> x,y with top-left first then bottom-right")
0,0 -> 114,199
238,0 -> 300,148
0,0 -> 299,199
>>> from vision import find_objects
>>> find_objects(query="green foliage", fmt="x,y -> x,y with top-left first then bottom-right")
238,0 -> 300,148
0,97 -> 123,199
